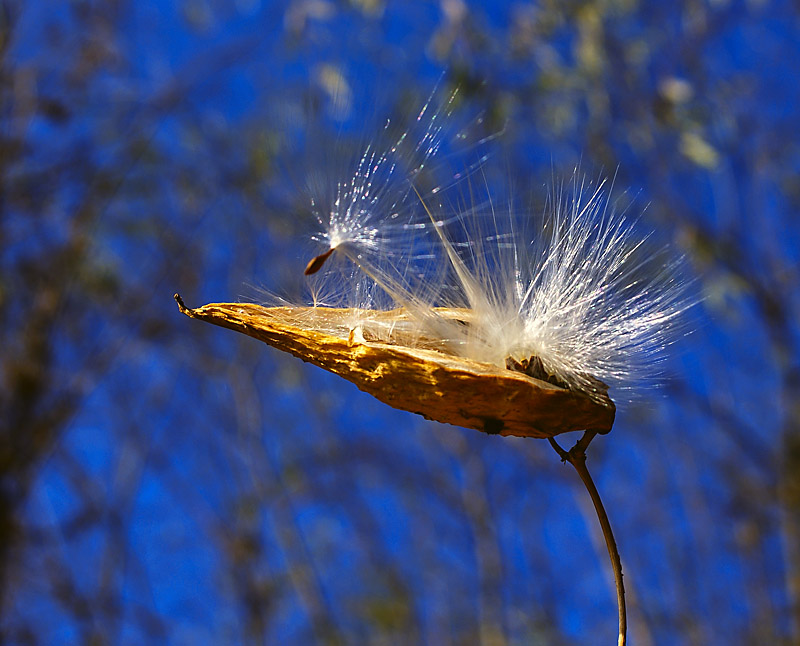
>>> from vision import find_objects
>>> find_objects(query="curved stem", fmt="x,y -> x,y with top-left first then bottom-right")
549,431 -> 626,646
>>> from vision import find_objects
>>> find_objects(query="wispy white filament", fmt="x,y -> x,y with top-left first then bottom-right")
300,94 -> 694,402
309,93 -> 454,271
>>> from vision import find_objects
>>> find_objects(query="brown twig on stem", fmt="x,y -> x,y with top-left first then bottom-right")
549,431 -> 627,646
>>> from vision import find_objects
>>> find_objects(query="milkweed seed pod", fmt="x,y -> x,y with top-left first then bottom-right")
178,88 -> 694,438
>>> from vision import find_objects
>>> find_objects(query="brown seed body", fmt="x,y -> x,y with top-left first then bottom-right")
304,248 -> 334,275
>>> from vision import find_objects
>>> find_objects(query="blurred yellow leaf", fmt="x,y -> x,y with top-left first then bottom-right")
680,131 -> 720,168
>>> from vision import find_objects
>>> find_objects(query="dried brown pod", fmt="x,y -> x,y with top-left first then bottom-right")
174,295 -> 615,438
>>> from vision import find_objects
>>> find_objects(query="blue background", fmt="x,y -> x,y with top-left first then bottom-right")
2,1 -> 799,644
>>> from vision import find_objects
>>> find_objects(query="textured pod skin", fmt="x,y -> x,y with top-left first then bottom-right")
175,296 -> 615,438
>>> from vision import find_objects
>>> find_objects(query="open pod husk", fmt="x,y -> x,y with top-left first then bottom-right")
175,295 -> 615,438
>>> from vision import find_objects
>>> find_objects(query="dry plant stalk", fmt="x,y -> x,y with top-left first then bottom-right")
174,295 -> 615,439
176,294 -> 627,644
169,91 -> 699,646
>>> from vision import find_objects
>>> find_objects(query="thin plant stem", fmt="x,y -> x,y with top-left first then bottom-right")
549,431 -> 627,646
